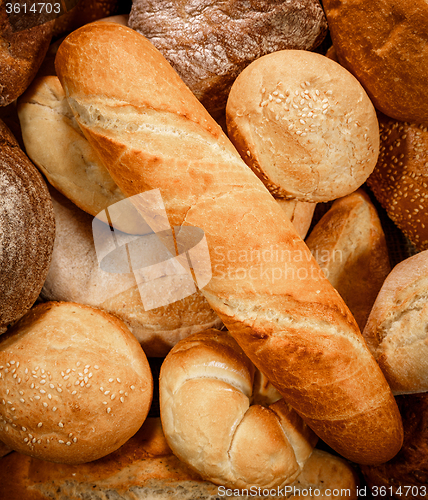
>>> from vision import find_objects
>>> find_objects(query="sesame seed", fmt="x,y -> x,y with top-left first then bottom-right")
111,394 -> 116,400
94,366 -> 99,370
40,390 -> 46,394
52,407 -> 57,412
58,440 -> 64,444
120,397 -> 125,403
58,422 -> 64,428
107,408 -> 111,414
38,422 -> 43,428
24,438 -> 28,443
71,391 -> 77,395
131,386 -> 135,390
22,427 -> 26,431
66,442 -> 71,446
73,437 -> 78,443
109,378 -> 114,383
40,380 -> 46,385
43,402 -> 48,408
104,391 -> 110,395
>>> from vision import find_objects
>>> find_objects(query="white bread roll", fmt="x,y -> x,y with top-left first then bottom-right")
306,189 -> 391,331
54,22 -> 403,464
160,330 -> 318,489
41,185 -> 222,356
0,301 -> 153,463
226,50 -> 379,202
0,418 -> 358,500
363,250 -> 428,394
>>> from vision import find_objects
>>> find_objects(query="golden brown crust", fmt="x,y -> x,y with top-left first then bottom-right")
55,22 -> 403,464
305,189 -> 391,331
322,0 -> 428,123
0,418 -> 358,500
0,301 -> 153,464
0,120 -> 55,334
276,199 -> 316,240
367,114 -> 428,251
363,250 -> 428,394
226,50 -> 379,202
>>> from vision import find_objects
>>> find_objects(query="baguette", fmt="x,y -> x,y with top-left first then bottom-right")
55,22 -> 403,464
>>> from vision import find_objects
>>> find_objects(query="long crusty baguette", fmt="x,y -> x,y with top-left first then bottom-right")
55,22 -> 403,464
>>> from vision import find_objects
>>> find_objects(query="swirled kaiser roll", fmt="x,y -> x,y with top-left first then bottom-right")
160,330 -> 318,489
0,120 -> 55,334
0,301 -> 153,464
55,22 -> 403,464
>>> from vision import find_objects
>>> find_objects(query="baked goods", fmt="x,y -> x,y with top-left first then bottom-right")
305,189 -> 391,331
0,417 -> 358,500
0,119 -> 55,334
0,439 -> 11,458
361,393 -> 428,498
128,0 -> 327,117
322,0 -> 428,123
363,250 -> 428,395
0,4 -> 54,106
160,329 -> 318,488
226,50 -> 379,202
367,114 -> 428,251
0,301 -> 153,464
276,199 -> 316,239
55,22 -> 403,464
42,186 -> 222,357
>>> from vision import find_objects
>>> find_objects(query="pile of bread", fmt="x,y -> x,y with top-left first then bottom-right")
1,0 -> 428,498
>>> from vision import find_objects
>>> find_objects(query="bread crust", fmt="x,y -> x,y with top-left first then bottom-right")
322,0 -> 428,123
55,22 -> 403,464
0,120 -> 55,333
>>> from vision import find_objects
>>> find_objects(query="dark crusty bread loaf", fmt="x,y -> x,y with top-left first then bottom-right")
128,0 -> 327,117
0,119 -> 55,334
0,417 -> 358,500
322,0 -> 428,123
0,5 -> 54,106
55,22 -> 403,465
306,189 -> 391,331
367,113 -> 428,251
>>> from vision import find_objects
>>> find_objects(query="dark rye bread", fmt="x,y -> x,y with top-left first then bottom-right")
0,120 -> 55,333
128,0 -> 327,117
0,4 -> 54,106
367,113 -> 428,251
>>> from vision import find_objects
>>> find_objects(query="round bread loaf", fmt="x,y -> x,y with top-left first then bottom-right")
160,330 -> 318,489
367,114 -> 428,251
361,393 -> 428,497
128,0 -> 327,117
0,301 -> 153,464
0,120 -> 55,334
42,186 -> 222,357
363,250 -> 428,395
226,50 -> 379,202
322,0 -> 428,123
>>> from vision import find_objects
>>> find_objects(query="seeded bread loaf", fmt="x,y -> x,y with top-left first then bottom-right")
0,301 -> 153,464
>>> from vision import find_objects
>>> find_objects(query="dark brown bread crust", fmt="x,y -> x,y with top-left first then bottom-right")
322,0 -> 428,123
128,0 -> 327,117
367,114 -> 428,251
361,393 -> 428,497
0,120 -> 55,333
0,5 -> 54,106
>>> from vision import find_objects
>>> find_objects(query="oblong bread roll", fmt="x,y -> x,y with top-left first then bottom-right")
55,22 -> 403,464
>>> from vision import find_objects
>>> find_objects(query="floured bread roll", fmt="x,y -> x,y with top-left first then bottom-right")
0,301 -> 153,464
226,50 -> 379,202
42,186 -> 222,356
363,250 -> 428,395
306,189 -> 390,331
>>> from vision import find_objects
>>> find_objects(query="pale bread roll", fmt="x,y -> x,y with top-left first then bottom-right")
41,186 -> 222,357
0,418 -> 358,500
0,301 -> 153,463
363,250 -> 428,395
55,22 -> 403,464
306,189 -> 391,331
226,50 -> 379,202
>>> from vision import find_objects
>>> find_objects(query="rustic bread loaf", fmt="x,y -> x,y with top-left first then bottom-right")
305,189 -> 391,331
361,393 -> 428,498
322,0 -> 428,123
363,250 -> 428,395
0,301 -> 153,464
55,22 -> 403,464
128,0 -> 327,117
42,186 -> 222,357
0,417 -> 358,500
160,329 -> 318,488
0,119 -> 55,334
226,50 -> 379,202
0,4 -> 54,106
367,114 -> 428,251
